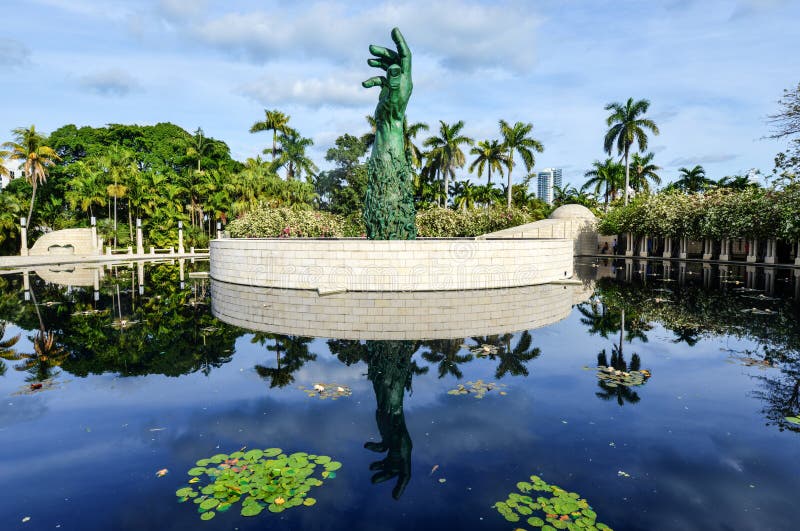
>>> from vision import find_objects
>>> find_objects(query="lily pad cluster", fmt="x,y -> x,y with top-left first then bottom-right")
176,448 -> 341,521
298,383 -> 352,400
595,366 -> 650,388
447,379 -> 507,398
493,475 -> 613,530
469,344 -> 499,357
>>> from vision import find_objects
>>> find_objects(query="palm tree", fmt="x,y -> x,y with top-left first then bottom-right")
674,165 -> 713,193
494,331 -> 541,378
185,127 -> 211,173
2,125 -> 61,227
421,339 -> 473,379
469,139 -> 510,187
499,120 -> 544,208
582,158 -> 624,207
423,120 -> 474,206
451,180 -> 478,210
403,119 -> 429,168
275,130 -> 318,181
95,146 -> 138,245
0,322 -> 21,376
0,193 -> 24,248
603,98 -> 659,205
65,161 -> 107,220
629,152 -> 661,194
249,109 -> 291,162
716,174 -> 757,190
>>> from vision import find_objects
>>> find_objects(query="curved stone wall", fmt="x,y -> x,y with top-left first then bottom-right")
29,228 -> 97,256
210,238 -> 573,292
211,280 -> 586,340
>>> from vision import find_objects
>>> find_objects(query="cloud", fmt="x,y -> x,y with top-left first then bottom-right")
0,39 -> 31,68
238,74 -> 372,109
79,69 -> 142,97
157,0 -> 208,20
188,1 -> 539,73
668,153 -> 740,166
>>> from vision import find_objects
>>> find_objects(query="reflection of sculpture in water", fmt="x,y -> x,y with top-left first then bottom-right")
328,338 -> 427,499
364,340 -> 428,499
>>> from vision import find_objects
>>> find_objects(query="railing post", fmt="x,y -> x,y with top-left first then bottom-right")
747,238 -> 758,263
136,218 -> 144,255
719,238 -> 730,261
679,237 -> 688,259
638,234 -> 649,257
625,233 -> 635,256
764,238 -> 777,264
178,221 -> 185,254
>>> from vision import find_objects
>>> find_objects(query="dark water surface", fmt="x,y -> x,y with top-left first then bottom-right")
1,259 -> 799,531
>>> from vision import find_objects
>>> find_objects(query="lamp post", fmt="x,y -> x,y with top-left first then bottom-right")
20,217 -> 28,256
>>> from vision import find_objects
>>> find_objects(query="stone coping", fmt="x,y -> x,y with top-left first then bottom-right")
210,237 -> 574,292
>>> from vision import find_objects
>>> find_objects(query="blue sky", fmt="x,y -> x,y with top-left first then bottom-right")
2,0 -> 799,189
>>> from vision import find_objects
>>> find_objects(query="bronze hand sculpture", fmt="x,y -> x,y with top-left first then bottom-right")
362,27 -> 417,240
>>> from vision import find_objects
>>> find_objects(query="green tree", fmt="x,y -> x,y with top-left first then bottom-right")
603,98 -> 659,205
423,120 -> 474,206
673,165 -> 713,193
64,161 -> 107,220
2,125 -> 61,227
469,139 -> 510,189
629,152 -> 661,194
275,130 -> 317,181
250,109 -> 292,162
499,120 -> 544,208
583,158 -> 624,207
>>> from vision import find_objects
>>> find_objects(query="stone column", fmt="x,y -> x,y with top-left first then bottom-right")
702,238 -> 714,261
746,265 -> 756,289
764,238 -> 777,264
136,219 -> 144,255
20,217 -> 28,257
679,237 -> 689,259
663,261 -> 672,280
719,238 -> 731,261
702,263 -> 712,288
91,216 -> 98,255
624,259 -> 633,282
678,261 -> 687,286
747,238 -> 758,263
764,267 -> 776,295
178,221 -> 185,254
718,264 -> 729,289
662,237 -> 673,259
796,240 -> 800,266
93,269 -> 100,302
23,270 -> 30,301
638,234 -> 649,257
625,233 -> 635,256
179,258 -> 186,290
137,261 -> 145,296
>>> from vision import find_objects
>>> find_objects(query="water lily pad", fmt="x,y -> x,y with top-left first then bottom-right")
303,498 -> 317,506
324,461 -> 342,471
200,511 -> 215,521
188,467 -> 207,476
241,504 -> 263,517
263,448 -> 282,457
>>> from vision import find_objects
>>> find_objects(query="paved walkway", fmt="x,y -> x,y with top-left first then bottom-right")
0,252 -> 209,271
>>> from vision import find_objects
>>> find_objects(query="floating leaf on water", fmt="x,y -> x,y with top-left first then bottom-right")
784,416 -> 800,425
176,487 -> 194,498
325,461 -> 342,471
241,504 -> 263,517
263,448 -> 282,457
200,511 -> 215,521
188,467 -> 207,476
199,498 -> 218,511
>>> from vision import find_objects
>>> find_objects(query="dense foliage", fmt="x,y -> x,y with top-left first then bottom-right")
597,186 -> 800,240
228,205 -> 545,239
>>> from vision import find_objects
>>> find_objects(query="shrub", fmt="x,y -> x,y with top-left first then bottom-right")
228,208 -> 349,238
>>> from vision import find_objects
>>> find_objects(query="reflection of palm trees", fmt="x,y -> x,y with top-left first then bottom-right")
253,333 -> 316,389
0,322 -> 21,376
470,331 -> 541,378
421,338 -> 473,378
17,330 -> 69,382
363,340 -> 426,500
671,326 -> 701,347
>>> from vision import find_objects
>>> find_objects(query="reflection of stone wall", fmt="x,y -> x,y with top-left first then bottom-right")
30,228 -> 96,256
211,280 -> 587,340
35,266 -> 100,287
210,238 -> 573,292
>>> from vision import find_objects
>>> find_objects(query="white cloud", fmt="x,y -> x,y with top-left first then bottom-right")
0,39 -> 31,68
188,1 -> 540,73
79,69 -> 143,97
238,75 -> 373,109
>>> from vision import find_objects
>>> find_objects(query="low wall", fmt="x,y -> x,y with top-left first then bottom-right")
210,238 -> 573,291
29,228 -> 97,256
211,280 -> 585,340
481,217 -> 598,256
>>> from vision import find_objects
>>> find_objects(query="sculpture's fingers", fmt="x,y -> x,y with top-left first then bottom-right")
369,44 -> 398,60
391,27 -> 411,71
362,76 -> 386,88
367,58 -> 388,71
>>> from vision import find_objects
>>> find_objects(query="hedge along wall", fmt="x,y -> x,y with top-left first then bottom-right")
597,186 -> 800,241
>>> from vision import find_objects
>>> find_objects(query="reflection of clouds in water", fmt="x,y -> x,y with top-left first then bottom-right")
0,395 -> 49,427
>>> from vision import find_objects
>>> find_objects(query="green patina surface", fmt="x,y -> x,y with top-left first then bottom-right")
362,28 -> 417,240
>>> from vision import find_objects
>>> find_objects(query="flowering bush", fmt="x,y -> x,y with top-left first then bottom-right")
227,206 -> 544,239
598,188 -> 795,240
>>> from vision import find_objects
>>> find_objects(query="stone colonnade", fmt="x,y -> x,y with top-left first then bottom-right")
620,234 -> 800,266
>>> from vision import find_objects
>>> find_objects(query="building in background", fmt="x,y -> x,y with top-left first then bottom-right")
537,168 -> 562,205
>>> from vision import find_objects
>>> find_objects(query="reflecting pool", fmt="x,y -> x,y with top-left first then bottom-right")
0,258 -> 799,530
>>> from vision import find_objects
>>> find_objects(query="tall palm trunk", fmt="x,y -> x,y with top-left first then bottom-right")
27,182 -> 37,230
272,130 -> 278,161
624,148 -> 630,205
487,167 -> 492,186
507,152 -> 514,208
